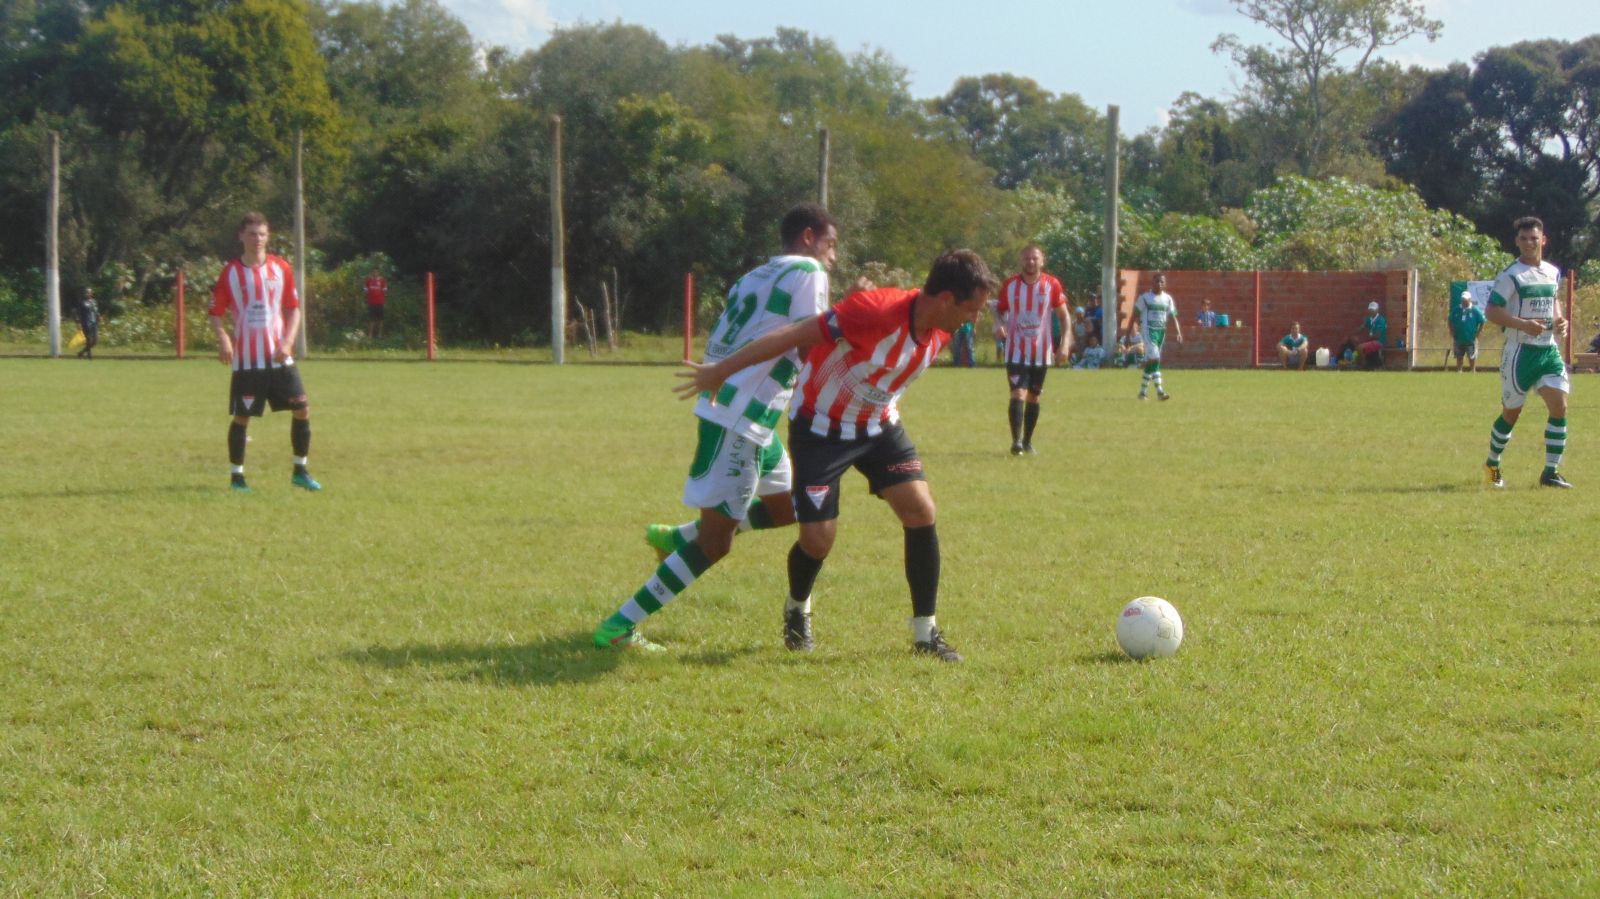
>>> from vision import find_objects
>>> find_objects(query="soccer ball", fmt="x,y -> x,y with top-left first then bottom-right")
1116,596 -> 1184,659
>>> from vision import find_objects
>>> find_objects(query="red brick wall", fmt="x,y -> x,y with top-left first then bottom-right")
1115,269 -> 1414,368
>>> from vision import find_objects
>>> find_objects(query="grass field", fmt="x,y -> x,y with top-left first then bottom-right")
3,358 -> 1598,896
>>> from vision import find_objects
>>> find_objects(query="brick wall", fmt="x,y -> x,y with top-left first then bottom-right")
1115,269 -> 1414,368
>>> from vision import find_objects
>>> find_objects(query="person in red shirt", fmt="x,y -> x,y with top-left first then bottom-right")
364,268 -> 388,339
679,249 -> 999,662
993,244 -> 1070,454
208,212 -> 320,493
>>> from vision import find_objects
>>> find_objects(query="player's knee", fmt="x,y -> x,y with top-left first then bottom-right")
798,524 -> 834,559
699,530 -> 734,563
1026,392 -> 1041,403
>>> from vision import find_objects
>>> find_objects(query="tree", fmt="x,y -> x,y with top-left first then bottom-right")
1213,0 -> 1441,173
930,74 -> 1104,193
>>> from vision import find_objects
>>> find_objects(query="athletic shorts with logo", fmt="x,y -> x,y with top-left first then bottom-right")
681,417 -> 790,520
229,364 -> 308,416
1142,330 -> 1167,362
1500,342 -> 1569,410
1005,363 -> 1049,394
789,417 -> 924,523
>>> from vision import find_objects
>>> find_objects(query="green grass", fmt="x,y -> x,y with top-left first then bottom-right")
2,358 -> 1597,896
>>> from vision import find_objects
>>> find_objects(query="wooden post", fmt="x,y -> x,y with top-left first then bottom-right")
176,270 -> 186,359
600,281 -> 616,351
1252,270 -> 1262,368
294,128 -> 308,358
426,272 -> 437,361
1098,107 -> 1119,355
550,114 -> 566,365
46,131 -> 61,357
818,128 -> 830,207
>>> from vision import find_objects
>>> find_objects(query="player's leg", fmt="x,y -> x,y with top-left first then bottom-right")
1006,364 -> 1027,453
1486,345 -> 1526,487
271,365 -> 319,491
227,370 -> 265,492
865,428 -> 960,662
785,424 -> 860,651
1537,364 -> 1571,487
1021,367 -> 1046,452
646,437 -> 794,559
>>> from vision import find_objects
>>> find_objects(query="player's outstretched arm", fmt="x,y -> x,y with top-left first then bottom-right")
674,317 -> 825,399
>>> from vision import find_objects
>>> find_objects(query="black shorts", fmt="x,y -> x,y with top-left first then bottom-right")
789,418 -> 925,523
229,365 -> 308,417
1005,363 -> 1049,394
367,304 -> 385,321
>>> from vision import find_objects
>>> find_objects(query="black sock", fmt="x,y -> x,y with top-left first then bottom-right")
904,524 -> 940,619
787,542 -> 824,602
228,422 -> 247,466
291,418 -> 311,458
1007,398 -> 1024,443
1023,402 -> 1040,444
747,498 -> 775,530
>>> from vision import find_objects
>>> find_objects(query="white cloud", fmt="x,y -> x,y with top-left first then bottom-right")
443,0 -> 558,51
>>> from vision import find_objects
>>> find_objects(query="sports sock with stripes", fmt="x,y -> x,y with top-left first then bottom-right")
607,542 -> 713,628
1487,415 -> 1514,465
1545,417 -> 1567,474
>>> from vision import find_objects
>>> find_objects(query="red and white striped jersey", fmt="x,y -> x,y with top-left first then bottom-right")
996,273 -> 1067,366
791,289 -> 947,439
209,256 -> 299,371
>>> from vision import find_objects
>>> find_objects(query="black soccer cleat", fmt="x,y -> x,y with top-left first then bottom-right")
784,607 -> 814,652
1022,443 -> 1037,455
1010,442 -> 1025,456
1539,470 -> 1573,489
913,627 -> 963,662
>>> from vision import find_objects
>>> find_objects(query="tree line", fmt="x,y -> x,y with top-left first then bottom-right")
1,0 -> 1596,343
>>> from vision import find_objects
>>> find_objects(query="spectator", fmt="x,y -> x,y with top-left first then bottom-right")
1085,292 -> 1104,335
949,320 -> 976,367
1337,301 -> 1388,369
1072,306 -> 1087,349
1449,291 -> 1485,373
1196,299 -> 1217,328
1278,321 -> 1311,370
1117,326 -> 1145,368
1076,334 -> 1106,369
364,268 -> 388,338
74,288 -> 99,360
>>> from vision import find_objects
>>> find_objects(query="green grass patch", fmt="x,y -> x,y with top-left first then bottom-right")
2,359 -> 1597,895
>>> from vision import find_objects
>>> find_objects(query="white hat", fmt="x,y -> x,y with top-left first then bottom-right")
1460,290 -> 1471,299
1367,301 -> 1379,311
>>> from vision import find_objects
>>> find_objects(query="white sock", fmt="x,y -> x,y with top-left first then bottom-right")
230,464 -> 245,475
293,455 -> 308,467
785,595 -> 812,614
910,615 -> 936,643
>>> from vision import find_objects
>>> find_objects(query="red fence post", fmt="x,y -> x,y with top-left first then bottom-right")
426,272 -> 436,361
1252,270 -> 1262,368
175,270 -> 186,359
683,272 -> 694,362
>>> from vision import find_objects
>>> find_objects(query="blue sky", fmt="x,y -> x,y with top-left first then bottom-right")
440,0 -> 1599,133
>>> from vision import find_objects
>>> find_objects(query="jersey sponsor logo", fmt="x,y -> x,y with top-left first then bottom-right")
805,485 -> 830,509
850,379 -> 896,405
1008,373 -> 1021,386
887,460 -> 922,474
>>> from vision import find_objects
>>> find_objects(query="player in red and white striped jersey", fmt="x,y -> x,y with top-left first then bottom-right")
207,212 -> 320,493
680,250 -> 999,661
993,244 -> 1070,455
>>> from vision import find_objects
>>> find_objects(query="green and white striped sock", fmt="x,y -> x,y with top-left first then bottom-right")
1544,417 -> 1567,474
1486,415 -> 1513,465
611,542 -> 713,626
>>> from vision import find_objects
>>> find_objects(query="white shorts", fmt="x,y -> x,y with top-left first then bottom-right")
1499,342 -> 1570,410
1142,336 -> 1162,363
682,419 -> 791,520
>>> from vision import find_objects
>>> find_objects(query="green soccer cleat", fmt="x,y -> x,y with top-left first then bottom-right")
593,619 -> 665,652
291,471 -> 322,492
644,523 -> 678,561
1484,463 -> 1504,489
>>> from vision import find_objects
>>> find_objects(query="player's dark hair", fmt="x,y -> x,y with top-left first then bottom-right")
923,249 -> 999,302
780,204 -> 836,249
1513,216 -> 1544,234
238,211 -> 269,232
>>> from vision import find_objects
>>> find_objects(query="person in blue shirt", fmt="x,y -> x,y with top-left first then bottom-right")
1449,291 -> 1486,372
1196,299 -> 1217,328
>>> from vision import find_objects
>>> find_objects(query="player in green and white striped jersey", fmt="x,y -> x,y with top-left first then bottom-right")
1483,216 -> 1572,489
1124,273 -> 1184,400
594,204 -> 840,650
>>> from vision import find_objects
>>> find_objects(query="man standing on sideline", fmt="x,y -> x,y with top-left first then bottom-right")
364,267 -> 388,339
208,212 -> 320,493
593,204 -> 839,651
1124,272 -> 1183,400
1278,322 -> 1311,370
74,288 -> 99,359
1484,216 -> 1572,489
994,244 -> 1070,454
678,250 -> 1000,662
1450,291 -> 1485,372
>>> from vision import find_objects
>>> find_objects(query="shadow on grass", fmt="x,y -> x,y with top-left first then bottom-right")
343,631 -> 762,686
1075,650 -> 1135,665
0,484 -> 214,501
1342,482 -> 1477,495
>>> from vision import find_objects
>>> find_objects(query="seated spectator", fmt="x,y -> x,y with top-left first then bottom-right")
1336,301 -> 1388,369
1278,321 -> 1311,370
1117,327 -> 1145,367
1076,334 -> 1106,369
1196,299 -> 1217,328
1072,306 -> 1087,348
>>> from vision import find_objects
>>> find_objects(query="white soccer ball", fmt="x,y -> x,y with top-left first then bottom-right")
1116,596 -> 1184,660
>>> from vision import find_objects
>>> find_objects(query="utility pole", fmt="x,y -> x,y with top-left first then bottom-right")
551,114 -> 566,364
1099,106 -> 1120,353
817,127 -> 830,207
46,131 -> 61,357
294,128 -> 308,358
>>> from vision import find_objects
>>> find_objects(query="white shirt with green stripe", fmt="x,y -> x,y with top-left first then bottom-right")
1490,259 -> 1561,348
1135,291 -> 1177,338
694,255 -> 829,443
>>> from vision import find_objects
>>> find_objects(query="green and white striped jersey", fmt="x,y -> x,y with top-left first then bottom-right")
1490,259 -> 1561,348
1135,291 -> 1177,335
694,255 -> 829,443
